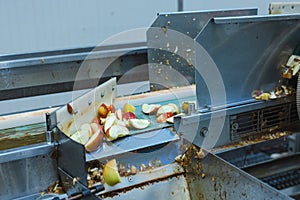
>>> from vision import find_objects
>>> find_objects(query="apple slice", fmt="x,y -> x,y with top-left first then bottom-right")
98,103 -> 109,118
106,125 -> 130,141
156,105 -> 177,116
168,103 -> 180,114
122,112 -> 137,120
70,129 -> 90,145
103,159 -> 121,186
104,114 -> 117,133
123,103 -> 136,113
156,112 -> 174,123
90,122 -> 102,135
108,104 -> 116,113
115,109 -> 123,120
80,123 -> 93,137
142,104 -> 161,115
85,129 -> 104,152
129,119 -> 150,129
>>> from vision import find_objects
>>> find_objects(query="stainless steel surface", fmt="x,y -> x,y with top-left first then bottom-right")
186,152 -> 292,200
147,8 -> 257,90
0,142 -> 54,163
99,147 -> 291,200
195,14 -> 300,108
102,174 -> 190,200
175,96 -> 297,148
87,128 -> 179,162
0,43 -> 148,101
57,129 -> 88,190
288,132 -> 300,153
0,148 -> 58,200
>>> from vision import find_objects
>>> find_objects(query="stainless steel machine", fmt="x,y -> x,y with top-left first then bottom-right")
1,8 -> 300,200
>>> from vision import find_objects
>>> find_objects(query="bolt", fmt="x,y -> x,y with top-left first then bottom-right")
101,92 -> 105,98
128,176 -> 134,182
231,123 -> 239,131
200,127 -> 208,137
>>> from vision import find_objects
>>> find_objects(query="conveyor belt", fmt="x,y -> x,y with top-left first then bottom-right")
261,168 -> 300,190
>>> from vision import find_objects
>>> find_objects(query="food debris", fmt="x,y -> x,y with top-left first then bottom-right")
252,54 -> 299,101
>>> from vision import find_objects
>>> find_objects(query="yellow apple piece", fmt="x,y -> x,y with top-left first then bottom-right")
103,159 -> 121,186
98,103 -> 109,118
122,102 -> 136,113
129,119 -> 150,129
85,129 -> 104,152
80,123 -> 93,137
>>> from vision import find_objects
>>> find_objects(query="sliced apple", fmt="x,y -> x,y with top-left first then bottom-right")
156,105 -> 177,116
108,104 -> 116,113
104,114 -> 117,133
166,116 -> 174,124
116,120 -> 127,127
167,103 -> 180,114
103,159 -> 121,186
70,129 -> 90,145
80,123 -> 93,137
98,103 -> 109,118
122,112 -> 137,120
142,104 -> 161,115
115,109 -> 123,120
106,125 -> 130,141
123,102 -> 136,113
91,122 -> 102,135
85,129 -> 104,152
129,119 -> 150,129
91,116 -> 101,125
156,112 -> 174,123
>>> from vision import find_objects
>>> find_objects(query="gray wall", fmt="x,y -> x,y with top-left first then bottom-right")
0,0 -> 297,54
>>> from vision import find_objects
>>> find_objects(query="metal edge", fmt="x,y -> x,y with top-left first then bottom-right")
0,142 -> 54,163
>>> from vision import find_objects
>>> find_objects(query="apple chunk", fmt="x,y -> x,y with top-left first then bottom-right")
106,125 -> 130,141
70,129 -> 90,145
103,159 -> 121,186
129,119 -> 150,129
122,112 -> 137,120
142,104 -> 161,115
98,103 -> 109,118
156,104 -> 178,116
85,129 -> 104,152
156,112 -> 174,123
104,113 -> 117,133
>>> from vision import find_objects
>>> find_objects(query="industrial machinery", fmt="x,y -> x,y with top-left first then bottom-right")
1,7 -> 300,200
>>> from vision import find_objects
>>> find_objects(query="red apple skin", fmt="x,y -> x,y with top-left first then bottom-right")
98,103 -> 109,118
91,116 -> 101,125
156,112 -> 174,123
108,104 -> 116,113
122,112 -> 137,120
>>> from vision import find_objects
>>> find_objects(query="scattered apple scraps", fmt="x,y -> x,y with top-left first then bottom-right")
252,54 -> 298,101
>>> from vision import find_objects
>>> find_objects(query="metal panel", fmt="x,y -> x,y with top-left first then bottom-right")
0,151 -> 58,200
0,43 -> 148,101
147,8 -> 257,90
195,14 -> 300,108
186,152 -> 292,199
